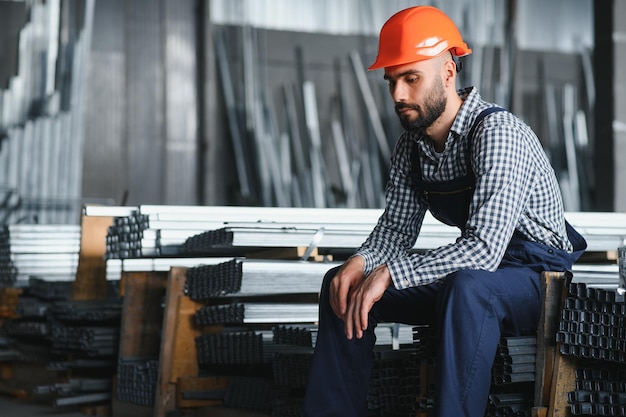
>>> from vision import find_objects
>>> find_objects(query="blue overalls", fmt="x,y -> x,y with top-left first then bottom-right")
303,108 -> 587,417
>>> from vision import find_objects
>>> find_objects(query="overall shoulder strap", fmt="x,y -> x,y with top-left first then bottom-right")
465,106 -> 507,173
467,106 -> 507,143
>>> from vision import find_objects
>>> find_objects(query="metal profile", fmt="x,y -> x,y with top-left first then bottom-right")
184,259 -> 340,298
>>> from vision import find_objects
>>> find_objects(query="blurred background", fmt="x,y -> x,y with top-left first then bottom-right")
0,0 -> 623,224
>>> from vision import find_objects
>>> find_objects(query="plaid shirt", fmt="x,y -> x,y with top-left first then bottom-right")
356,87 -> 573,289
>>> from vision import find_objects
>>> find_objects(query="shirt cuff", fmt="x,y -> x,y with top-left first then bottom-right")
387,257 -> 415,289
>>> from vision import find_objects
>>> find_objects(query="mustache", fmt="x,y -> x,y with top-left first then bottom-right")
395,102 -> 421,113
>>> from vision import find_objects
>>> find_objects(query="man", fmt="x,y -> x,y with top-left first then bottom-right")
303,5 -> 587,417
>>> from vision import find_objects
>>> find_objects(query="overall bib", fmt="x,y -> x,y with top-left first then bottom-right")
304,108 -> 587,417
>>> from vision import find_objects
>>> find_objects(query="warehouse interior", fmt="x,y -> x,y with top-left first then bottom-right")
0,0 -> 625,416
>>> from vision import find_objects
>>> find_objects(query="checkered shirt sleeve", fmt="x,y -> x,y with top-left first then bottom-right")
355,87 -> 572,289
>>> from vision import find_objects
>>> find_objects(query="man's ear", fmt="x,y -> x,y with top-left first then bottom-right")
443,58 -> 457,86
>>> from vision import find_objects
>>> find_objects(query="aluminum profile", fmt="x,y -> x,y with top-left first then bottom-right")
184,259 -> 341,298
0,224 -> 81,285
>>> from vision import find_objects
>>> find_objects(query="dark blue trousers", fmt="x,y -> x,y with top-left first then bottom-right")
303,235 -> 583,417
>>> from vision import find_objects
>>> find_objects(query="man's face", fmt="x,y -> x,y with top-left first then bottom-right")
384,60 -> 447,136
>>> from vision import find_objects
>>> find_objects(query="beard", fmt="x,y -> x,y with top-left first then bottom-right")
395,77 -> 447,136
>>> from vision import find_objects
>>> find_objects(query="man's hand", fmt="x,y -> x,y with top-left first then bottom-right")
344,264 -> 392,340
329,256 -> 365,320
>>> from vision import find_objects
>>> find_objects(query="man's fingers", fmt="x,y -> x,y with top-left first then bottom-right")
329,280 -> 348,318
344,300 -> 354,339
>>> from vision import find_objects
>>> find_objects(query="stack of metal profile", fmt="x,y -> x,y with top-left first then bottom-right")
97,205 -> 626,261
367,349 -> 420,416
557,281 -> 626,363
568,367 -> 626,416
223,376 -> 276,414
194,303 -> 319,325
27,277 -> 74,300
272,324 -> 316,348
49,324 -> 119,357
485,392 -> 533,417
491,336 -> 536,385
33,378 -> 112,407
99,204 -> 463,260
412,324 -> 437,359
184,259 -> 339,298
196,330 -> 273,365
0,224 -> 80,286
46,299 -> 121,357
116,358 -> 159,406
272,352 -> 312,389
180,220 -> 459,257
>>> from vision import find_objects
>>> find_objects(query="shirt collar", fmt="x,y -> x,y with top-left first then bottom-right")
450,86 -> 482,138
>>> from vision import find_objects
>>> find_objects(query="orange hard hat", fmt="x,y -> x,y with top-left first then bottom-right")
368,6 -> 472,70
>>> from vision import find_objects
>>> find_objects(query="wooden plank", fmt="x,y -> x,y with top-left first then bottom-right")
113,271 -> 167,417
155,267 -> 211,417
118,271 -> 167,358
547,354 -> 578,417
547,271 -> 577,417
73,211 -> 113,300
534,271 -> 566,409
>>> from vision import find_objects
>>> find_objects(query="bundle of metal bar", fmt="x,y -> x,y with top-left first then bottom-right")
223,376 -> 275,414
0,1 -> 94,225
49,325 -> 119,357
0,224 -> 80,285
47,300 -> 121,322
485,392 -> 533,417
374,323 -> 417,350
568,367 -> 626,416
185,259 -> 340,299
491,336 -> 536,385
557,281 -> 626,363
34,378 -> 112,395
272,352 -> 312,389
15,296 -> 50,319
116,358 -> 158,406
195,303 -> 319,325
180,222 -> 459,257
27,278 -> 74,300
367,349 -> 420,416
2,320 -> 48,338
571,264 -> 620,289
412,324 -> 437,359
105,257 -> 232,281
272,325 -> 316,348
196,330 -> 273,365
99,205 -> 626,260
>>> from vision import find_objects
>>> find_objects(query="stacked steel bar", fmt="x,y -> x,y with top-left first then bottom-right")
367,349 -> 420,416
412,324 -> 437,359
272,352 -> 312,389
568,367 -> 626,416
180,221 -> 458,256
0,224 -> 80,286
184,259 -> 340,298
116,358 -> 159,406
557,281 -> 626,363
491,336 -> 536,385
98,205 -> 626,261
196,330 -> 273,365
272,324 -> 316,348
223,376 -> 276,414
194,303 -> 319,324
47,300 -> 121,357
485,392 -> 533,417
